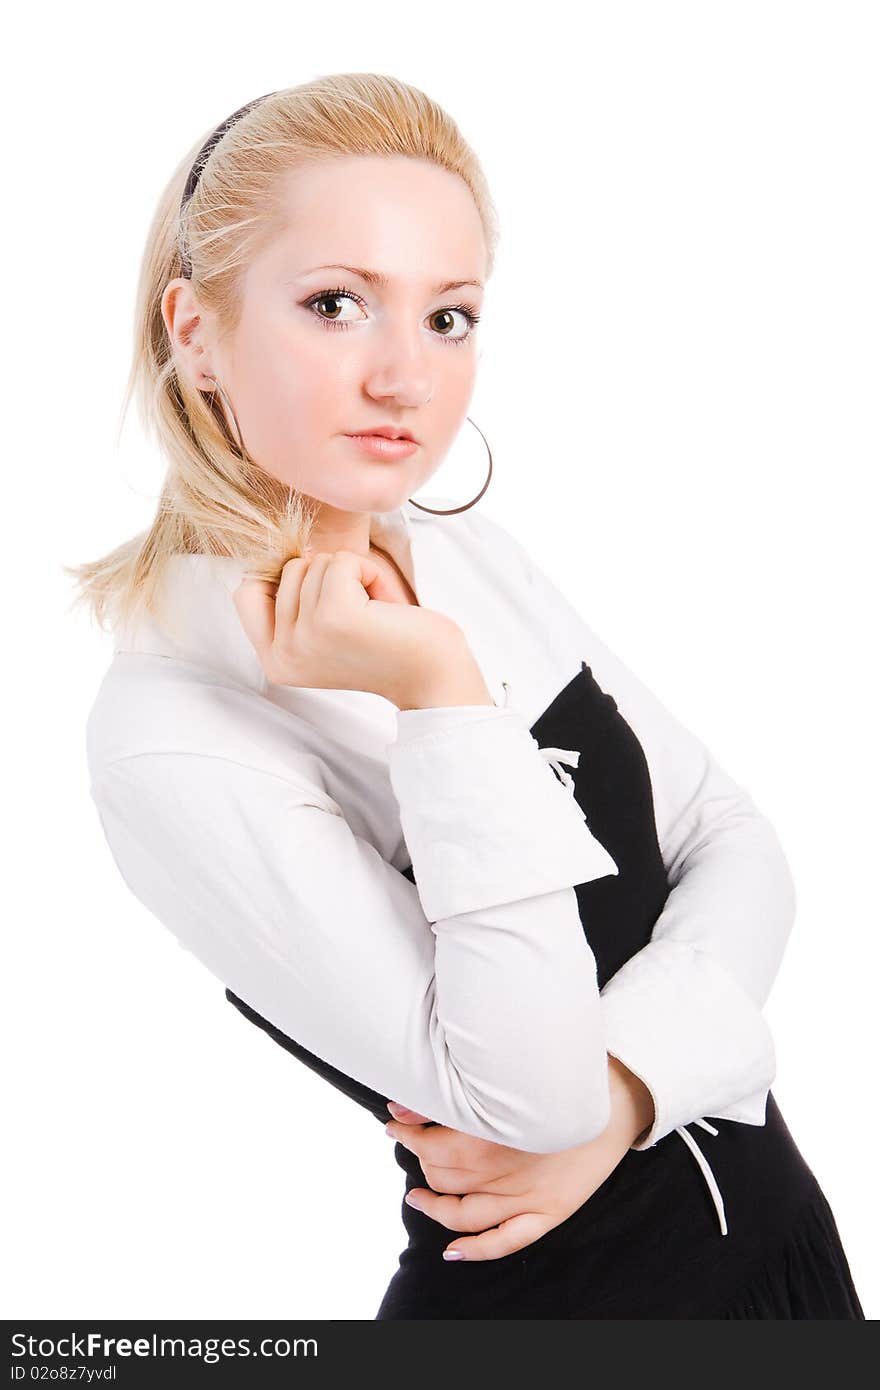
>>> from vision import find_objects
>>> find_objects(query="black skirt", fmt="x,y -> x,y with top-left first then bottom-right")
226,660 -> 865,1319
372,1092 -> 864,1319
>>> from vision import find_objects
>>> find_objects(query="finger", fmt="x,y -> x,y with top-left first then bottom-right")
232,578 -> 277,662
273,557 -> 309,636
442,1211 -> 550,1263
320,549 -> 383,607
387,1102 -> 433,1124
385,1120 -> 496,1174
405,1188 -> 529,1235
387,1127 -> 474,1190
296,551 -> 334,621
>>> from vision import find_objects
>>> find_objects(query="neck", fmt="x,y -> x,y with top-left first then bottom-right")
306,503 -> 375,556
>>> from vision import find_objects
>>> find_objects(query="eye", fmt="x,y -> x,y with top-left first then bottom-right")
305,288 -> 367,327
302,285 -> 481,346
427,306 -> 479,343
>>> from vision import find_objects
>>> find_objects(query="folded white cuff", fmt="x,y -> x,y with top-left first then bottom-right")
600,937 -> 776,1150
388,705 -> 619,922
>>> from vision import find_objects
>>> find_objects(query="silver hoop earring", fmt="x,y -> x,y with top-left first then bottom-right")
407,416 -> 493,516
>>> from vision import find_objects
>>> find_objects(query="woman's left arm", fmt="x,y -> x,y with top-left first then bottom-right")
383,514 -> 795,1258
475,509 -> 797,1151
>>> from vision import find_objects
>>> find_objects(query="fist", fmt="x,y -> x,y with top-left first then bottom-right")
232,548 -> 463,707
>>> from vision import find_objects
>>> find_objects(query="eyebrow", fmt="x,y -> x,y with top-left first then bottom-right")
297,264 -> 484,296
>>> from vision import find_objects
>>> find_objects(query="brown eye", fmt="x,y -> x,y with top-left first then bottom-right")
431,309 -> 459,337
307,290 -> 364,324
428,306 -> 481,344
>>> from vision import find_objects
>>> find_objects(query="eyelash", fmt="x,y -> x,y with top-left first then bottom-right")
302,283 -> 482,346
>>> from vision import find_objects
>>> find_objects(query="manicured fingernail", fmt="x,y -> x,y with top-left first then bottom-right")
405,1192 -> 423,1210
385,1122 -> 395,1137
443,1250 -> 465,1261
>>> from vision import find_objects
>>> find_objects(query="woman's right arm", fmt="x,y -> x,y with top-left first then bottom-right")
89,701 -> 619,1154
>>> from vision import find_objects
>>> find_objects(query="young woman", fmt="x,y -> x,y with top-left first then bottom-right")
71,74 -> 864,1319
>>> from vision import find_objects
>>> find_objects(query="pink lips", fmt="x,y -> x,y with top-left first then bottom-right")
345,434 -> 419,459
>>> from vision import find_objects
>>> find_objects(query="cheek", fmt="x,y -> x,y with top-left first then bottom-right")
232,319 -> 338,453
433,362 -> 478,431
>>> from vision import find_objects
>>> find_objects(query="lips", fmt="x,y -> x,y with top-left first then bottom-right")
345,433 -> 419,459
347,426 -> 417,443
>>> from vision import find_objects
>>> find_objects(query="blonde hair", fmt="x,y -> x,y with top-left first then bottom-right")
63,72 -> 500,636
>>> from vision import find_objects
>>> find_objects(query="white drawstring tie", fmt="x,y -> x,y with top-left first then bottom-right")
538,746 -> 581,795
501,680 -> 582,799
526,681 -> 729,1240
674,1120 -> 728,1236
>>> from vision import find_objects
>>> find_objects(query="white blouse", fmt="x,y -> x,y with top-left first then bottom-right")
86,496 -> 796,1238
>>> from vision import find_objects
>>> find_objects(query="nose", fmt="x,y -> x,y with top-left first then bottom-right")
363,327 -> 434,408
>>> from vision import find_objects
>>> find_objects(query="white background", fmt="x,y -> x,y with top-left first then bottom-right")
5,0 -> 877,1321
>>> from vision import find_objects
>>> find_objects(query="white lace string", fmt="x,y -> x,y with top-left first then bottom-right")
674,1122 -> 728,1236
538,746 -> 581,795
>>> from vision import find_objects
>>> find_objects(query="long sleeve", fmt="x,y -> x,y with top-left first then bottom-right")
89,702 -> 619,1154
469,510 -> 797,1151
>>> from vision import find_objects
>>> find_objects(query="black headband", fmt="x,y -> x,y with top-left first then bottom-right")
178,90 -> 277,273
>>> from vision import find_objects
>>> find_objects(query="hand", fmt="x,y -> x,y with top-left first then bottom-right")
233,548 -> 468,708
384,1056 -> 655,1262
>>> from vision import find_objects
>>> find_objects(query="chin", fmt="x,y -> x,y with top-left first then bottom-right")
314,477 -> 415,516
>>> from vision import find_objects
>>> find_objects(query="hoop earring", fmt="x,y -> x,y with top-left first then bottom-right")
205,376 -> 248,459
407,416 -> 493,515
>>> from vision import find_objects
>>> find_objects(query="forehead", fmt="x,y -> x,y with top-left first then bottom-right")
262,155 -> 487,282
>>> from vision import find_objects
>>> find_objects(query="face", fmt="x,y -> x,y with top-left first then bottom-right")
166,154 -> 488,542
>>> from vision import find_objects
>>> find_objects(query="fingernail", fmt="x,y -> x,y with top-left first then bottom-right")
385,1122 -> 395,1137
443,1250 -> 466,1261
404,1192 -> 423,1210
387,1101 -> 406,1115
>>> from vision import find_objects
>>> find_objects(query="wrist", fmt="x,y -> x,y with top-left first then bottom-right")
398,647 -> 494,711
606,1053 -> 655,1148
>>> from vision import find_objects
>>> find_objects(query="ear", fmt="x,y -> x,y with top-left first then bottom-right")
160,277 -> 218,392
